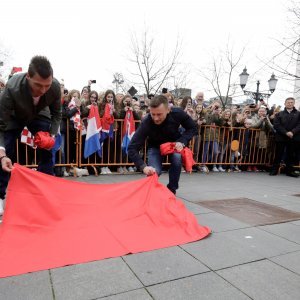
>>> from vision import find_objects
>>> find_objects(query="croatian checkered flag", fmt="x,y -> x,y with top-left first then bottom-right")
20,127 -> 36,148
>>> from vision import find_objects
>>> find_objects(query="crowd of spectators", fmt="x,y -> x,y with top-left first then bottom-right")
1,74 -> 299,177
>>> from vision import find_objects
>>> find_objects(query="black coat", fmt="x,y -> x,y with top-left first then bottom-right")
273,108 -> 300,142
128,107 -> 197,171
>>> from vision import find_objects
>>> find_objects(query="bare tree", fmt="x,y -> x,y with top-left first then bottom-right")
261,1 -> 300,84
199,42 -> 245,108
128,28 -> 181,96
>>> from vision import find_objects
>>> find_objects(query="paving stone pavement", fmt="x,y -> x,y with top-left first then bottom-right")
0,171 -> 299,299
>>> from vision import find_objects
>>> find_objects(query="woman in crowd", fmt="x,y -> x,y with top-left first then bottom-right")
217,109 -> 233,172
99,90 -> 118,174
64,89 -> 90,176
117,94 -> 141,173
202,102 -> 223,172
192,104 -> 208,172
251,106 -> 274,171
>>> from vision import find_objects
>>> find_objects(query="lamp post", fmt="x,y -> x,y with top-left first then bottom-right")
239,67 -> 278,104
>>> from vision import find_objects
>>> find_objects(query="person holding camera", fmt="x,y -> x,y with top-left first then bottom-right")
202,102 -> 223,172
0,55 -> 62,215
117,94 -> 140,173
128,95 -> 197,195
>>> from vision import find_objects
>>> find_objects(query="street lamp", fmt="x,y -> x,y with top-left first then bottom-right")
239,67 -> 278,104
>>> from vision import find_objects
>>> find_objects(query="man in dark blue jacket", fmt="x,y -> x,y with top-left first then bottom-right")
128,94 -> 197,194
270,97 -> 300,177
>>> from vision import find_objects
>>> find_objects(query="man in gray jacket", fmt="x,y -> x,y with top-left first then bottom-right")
0,55 -> 62,215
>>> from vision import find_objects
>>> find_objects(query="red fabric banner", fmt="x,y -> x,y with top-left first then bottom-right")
0,164 -> 211,278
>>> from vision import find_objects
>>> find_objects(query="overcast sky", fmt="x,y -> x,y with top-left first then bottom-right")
0,0 -> 297,105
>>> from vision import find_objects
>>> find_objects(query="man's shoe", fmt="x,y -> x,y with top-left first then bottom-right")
167,185 -> 176,195
117,167 -> 124,174
81,168 -> 89,176
212,166 -> 219,172
100,167 -> 107,175
122,167 -> 129,174
234,166 -> 241,172
128,166 -> 135,172
218,166 -> 226,172
286,172 -> 300,178
105,167 -> 112,174
0,198 -> 4,216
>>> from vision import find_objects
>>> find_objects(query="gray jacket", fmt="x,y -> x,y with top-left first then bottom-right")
0,73 -> 62,148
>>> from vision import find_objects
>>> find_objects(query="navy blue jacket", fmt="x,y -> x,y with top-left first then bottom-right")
128,107 -> 197,171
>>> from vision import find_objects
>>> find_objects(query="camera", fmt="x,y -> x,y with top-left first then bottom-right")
90,80 -> 96,84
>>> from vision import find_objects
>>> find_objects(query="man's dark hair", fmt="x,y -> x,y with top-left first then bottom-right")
285,97 -> 295,102
150,95 -> 168,108
28,55 -> 53,79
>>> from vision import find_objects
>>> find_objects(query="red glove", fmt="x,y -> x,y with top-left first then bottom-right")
34,132 -> 55,150
160,142 -> 176,155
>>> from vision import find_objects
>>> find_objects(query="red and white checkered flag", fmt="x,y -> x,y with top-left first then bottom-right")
20,127 -> 36,148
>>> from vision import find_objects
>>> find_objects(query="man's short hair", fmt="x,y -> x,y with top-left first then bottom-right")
150,95 -> 168,108
28,55 -> 53,79
285,97 -> 295,102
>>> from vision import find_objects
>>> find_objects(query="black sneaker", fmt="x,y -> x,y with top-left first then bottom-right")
286,172 -> 300,178
167,185 -> 176,195
269,170 -> 278,176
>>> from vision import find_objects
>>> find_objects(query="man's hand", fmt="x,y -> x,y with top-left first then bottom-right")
286,131 -> 293,138
143,166 -> 156,176
175,142 -> 184,152
1,156 -> 13,172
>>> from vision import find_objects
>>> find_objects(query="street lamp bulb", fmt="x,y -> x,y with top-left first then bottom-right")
239,67 -> 249,90
268,73 -> 278,93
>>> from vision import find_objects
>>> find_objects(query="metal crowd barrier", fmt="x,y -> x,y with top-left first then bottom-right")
14,119 -> 283,173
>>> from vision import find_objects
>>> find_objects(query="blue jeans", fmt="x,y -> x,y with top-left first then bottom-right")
0,119 -> 53,199
147,147 -> 182,192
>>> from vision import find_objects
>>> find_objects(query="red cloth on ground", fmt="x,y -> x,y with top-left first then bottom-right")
160,142 -> 196,173
0,164 -> 210,278
33,131 -> 55,150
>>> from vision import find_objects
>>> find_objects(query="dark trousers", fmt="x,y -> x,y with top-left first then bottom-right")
0,119 -> 53,199
272,140 -> 300,173
147,147 -> 182,192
